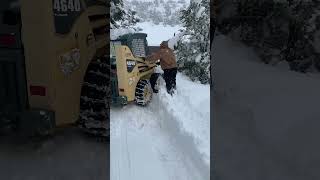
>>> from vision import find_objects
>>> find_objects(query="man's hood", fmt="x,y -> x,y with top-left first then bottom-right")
160,41 -> 169,49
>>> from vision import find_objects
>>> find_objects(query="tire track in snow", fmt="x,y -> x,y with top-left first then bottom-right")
151,93 -> 210,180
111,103 -> 206,179
111,107 -> 169,180
124,118 -> 132,176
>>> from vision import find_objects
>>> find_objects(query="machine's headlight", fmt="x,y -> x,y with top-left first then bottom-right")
59,48 -> 80,75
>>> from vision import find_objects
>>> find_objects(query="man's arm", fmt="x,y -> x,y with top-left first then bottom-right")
145,50 -> 161,63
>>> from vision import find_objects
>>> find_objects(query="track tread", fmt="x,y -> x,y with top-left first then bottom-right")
78,56 -> 110,138
135,80 -> 152,106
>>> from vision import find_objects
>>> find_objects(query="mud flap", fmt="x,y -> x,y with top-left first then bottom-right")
17,109 -> 55,137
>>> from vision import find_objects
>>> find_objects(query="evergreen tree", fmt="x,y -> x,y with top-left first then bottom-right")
216,0 -> 320,73
175,0 -> 210,84
111,0 -> 139,29
123,0 -> 186,26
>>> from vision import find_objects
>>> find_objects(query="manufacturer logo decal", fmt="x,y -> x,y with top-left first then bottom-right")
128,77 -> 136,86
59,48 -> 80,75
126,60 -> 136,73
127,61 -> 135,66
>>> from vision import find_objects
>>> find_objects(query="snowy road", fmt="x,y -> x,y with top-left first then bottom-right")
110,73 -> 210,180
0,128 -> 108,180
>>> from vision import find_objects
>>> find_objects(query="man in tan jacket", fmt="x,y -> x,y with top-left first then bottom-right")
146,41 -> 178,95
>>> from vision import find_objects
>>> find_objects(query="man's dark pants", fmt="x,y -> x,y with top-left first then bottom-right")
163,67 -> 178,94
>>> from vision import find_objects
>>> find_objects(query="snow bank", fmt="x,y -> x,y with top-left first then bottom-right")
213,34 -> 320,179
158,73 -> 210,166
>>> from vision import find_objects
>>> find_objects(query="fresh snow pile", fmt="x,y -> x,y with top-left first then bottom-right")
158,72 -> 210,166
213,34 -> 320,179
111,71 -> 210,180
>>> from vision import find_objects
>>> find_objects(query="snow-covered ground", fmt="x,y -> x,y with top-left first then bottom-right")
111,18 -> 210,179
213,34 -> 320,180
0,128 -> 108,180
111,72 -> 210,180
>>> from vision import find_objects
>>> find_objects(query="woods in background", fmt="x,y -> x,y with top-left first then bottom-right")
110,0 -> 139,29
175,0 -> 210,84
124,0 -> 187,26
111,0 -> 211,84
215,0 -> 320,73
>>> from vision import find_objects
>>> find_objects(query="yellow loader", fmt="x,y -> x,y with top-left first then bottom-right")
110,33 -> 162,106
0,0 -> 109,138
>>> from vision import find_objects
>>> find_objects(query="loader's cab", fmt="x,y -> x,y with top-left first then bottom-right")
116,33 -> 150,57
110,33 -> 160,106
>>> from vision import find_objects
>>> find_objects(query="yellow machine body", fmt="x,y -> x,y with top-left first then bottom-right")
20,0 -> 108,127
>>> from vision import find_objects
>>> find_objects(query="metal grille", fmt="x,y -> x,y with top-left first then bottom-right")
131,38 -> 146,57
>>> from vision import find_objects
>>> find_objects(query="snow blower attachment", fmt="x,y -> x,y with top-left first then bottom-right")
110,33 -> 161,106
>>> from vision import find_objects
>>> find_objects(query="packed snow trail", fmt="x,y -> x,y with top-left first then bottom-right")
213,34 -> 320,180
158,74 -> 210,166
111,73 -> 210,180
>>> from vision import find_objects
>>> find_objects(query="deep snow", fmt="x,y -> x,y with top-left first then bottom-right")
159,73 -> 210,166
110,72 -> 210,180
213,34 -> 320,180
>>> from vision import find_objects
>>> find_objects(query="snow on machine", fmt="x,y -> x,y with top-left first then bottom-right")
110,33 -> 161,106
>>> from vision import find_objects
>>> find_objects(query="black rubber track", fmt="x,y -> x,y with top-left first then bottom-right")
78,56 -> 110,137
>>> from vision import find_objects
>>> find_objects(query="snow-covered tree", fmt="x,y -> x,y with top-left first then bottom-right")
216,0 -> 320,73
111,0 -> 139,29
175,0 -> 210,84
123,0 -> 186,26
